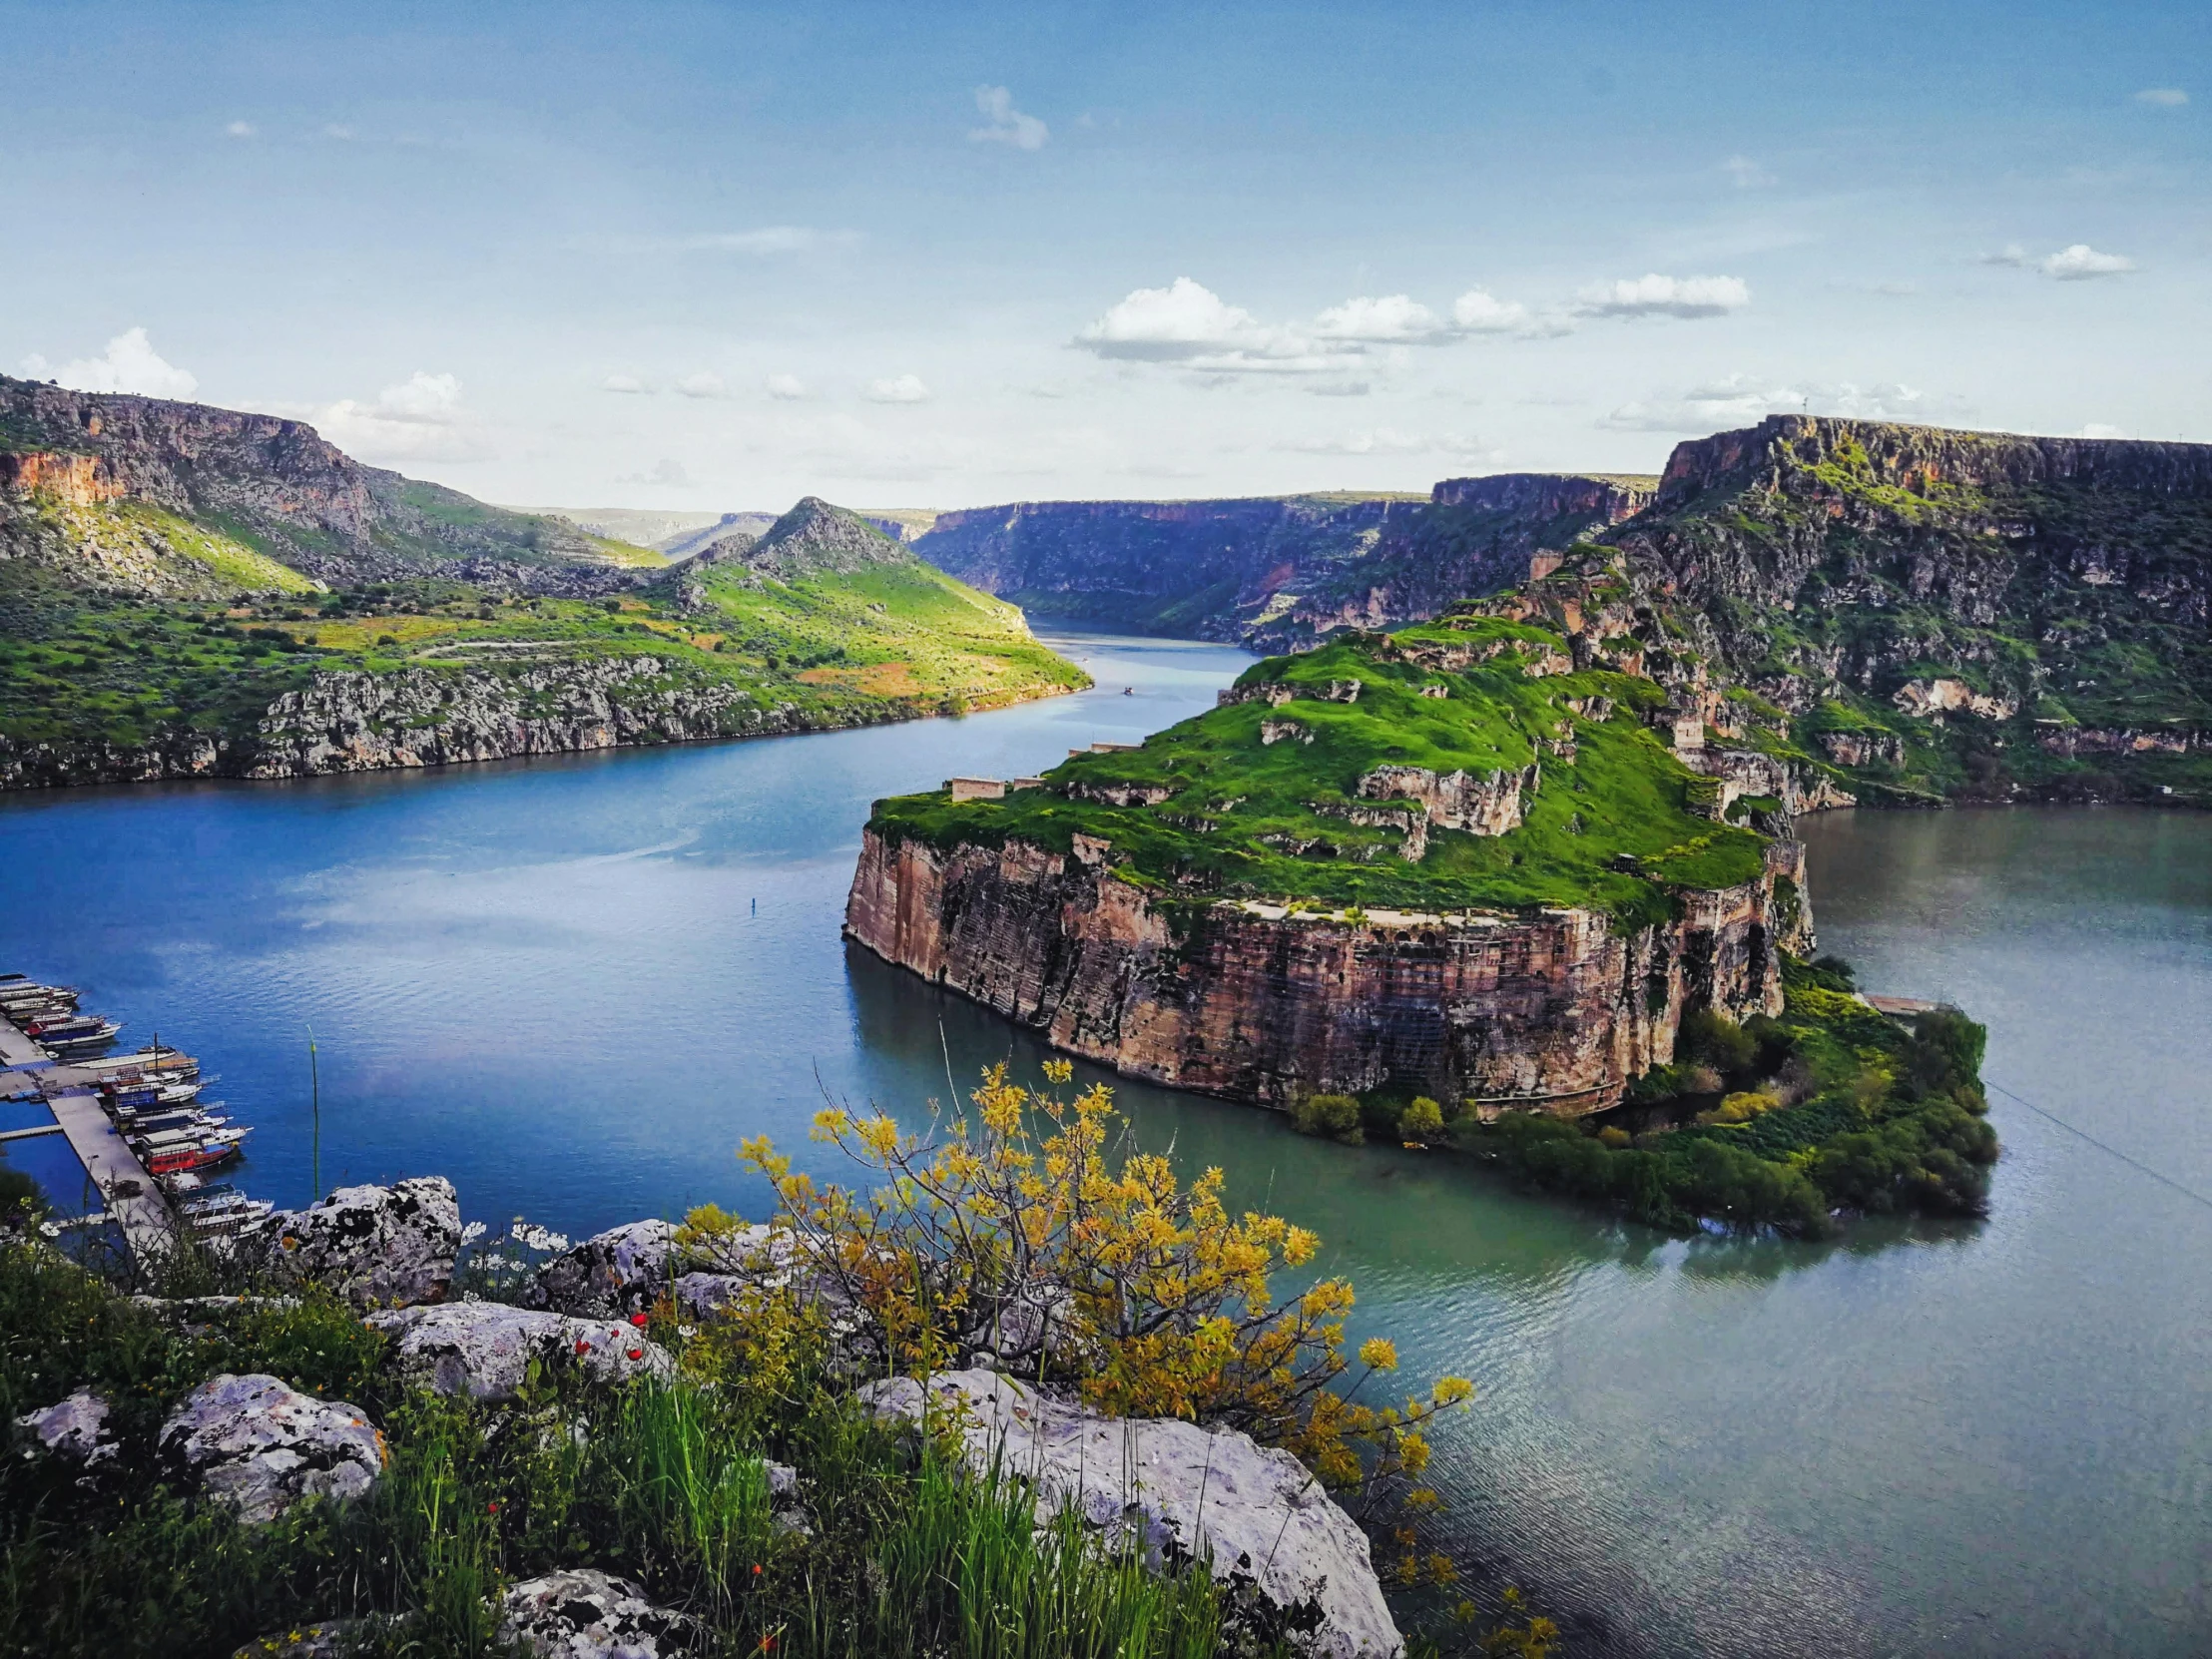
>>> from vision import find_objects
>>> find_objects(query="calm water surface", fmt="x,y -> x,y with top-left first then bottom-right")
2,632 -> 2207,1657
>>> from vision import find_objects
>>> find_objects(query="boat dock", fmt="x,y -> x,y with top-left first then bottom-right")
46,1089 -> 176,1257
0,1021 -> 50,1070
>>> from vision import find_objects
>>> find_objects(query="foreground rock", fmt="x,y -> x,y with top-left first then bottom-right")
499,1567 -> 704,1658
860,1370 -> 1401,1659
368,1303 -> 674,1401
528,1219 -> 676,1316
239,1178 -> 461,1310
15,1386 -> 118,1464
160,1374 -> 385,1524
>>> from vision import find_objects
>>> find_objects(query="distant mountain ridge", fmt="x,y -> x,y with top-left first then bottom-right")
909,478 -> 1652,647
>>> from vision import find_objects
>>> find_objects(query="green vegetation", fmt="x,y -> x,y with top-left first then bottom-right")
0,1244 -> 1251,1659
1449,955 -> 1996,1237
871,621 -> 1766,928
0,512 -> 1086,770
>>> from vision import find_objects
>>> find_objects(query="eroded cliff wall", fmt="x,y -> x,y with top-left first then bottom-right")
845,827 -> 1809,1113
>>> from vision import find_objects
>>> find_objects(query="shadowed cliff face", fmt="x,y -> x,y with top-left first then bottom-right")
913,477 -> 1653,649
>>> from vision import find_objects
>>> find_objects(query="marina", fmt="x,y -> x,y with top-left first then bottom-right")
0,972 -> 250,1259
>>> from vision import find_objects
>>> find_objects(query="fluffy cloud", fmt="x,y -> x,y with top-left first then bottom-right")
1077,277 -> 1552,374
1982,242 -> 2135,279
1575,274 -> 1751,319
2134,88 -> 2188,107
1451,288 -> 1538,334
225,120 -> 256,139
675,371 -> 726,398
1722,155 -> 1776,188
764,373 -> 807,400
602,373 -> 650,394
1311,294 -> 1451,343
969,85 -> 1048,151
864,373 -> 930,404
19,327 -> 200,398
313,371 -> 493,463
2078,422 -> 2129,439
2040,244 -> 2135,279
1599,375 -> 1927,433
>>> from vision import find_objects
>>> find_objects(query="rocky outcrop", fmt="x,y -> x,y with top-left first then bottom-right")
2036,725 -> 2201,757
366,1303 -> 674,1401
0,660 -> 854,791
1893,677 -> 2016,722
0,371 -> 636,585
844,827 -> 1808,1115
15,1386 -> 119,1464
498,1569 -> 704,1659
159,1375 -> 385,1524
860,1370 -> 1401,1659
1356,762 -> 1537,838
241,1178 -> 460,1310
527,1220 -> 675,1317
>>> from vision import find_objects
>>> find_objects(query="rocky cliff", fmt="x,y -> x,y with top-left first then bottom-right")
1595,415 -> 2212,804
0,372 -> 652,591
912,475 -> 1652,649
846,828 -> 1803,1113
0,656 -> 881,790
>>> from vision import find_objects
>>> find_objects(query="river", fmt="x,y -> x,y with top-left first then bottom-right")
1,628 -> 2206,1656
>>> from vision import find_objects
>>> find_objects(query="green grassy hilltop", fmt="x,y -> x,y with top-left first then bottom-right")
875,612 -> 1764,930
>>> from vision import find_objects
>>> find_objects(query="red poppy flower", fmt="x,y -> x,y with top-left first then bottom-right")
629,1312 -> 649,1328
626,1348 -> 644,1361
574,1339 -> 590,1356
487,1500 -> 500,1514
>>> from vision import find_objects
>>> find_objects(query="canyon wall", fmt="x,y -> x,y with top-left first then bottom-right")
844,827 -> 1810,1114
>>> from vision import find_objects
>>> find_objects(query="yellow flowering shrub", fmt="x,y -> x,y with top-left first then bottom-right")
731,1061 -> 1473,1508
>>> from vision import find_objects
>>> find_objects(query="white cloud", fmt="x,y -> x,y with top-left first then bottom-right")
2079,423 -> 2130,439
1722,155 -> 1776,188
969,85 -> 1048,151
864,373 -> 931,404
225,120 -> 256,139
602,373 -> 651,394
1576,274 -> 1751,319
1599,374 -> 1928,433
764,373 -> 808,400
322,124 -> 356,141
675,371 -> 726,398
1450,287 -> 1536,334
2134,88 -> 2188,107
1981,242 -> 2136,279
1311,294 -> 1451,343
19,327 -> 199,398
313,371 -> 493,464
1077,277 -> 1279,362
2040,244 -> 2135,279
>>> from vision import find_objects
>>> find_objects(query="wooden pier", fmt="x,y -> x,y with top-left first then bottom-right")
45,1089 -> 177,1258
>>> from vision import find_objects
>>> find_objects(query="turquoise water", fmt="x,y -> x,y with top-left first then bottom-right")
2,634 -> 2207,1655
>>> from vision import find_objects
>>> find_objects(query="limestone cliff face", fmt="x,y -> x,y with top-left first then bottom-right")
844,828 -> 1810,1114
0,657 -> 865,790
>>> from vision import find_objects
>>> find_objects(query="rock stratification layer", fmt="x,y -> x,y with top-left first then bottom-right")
845,827 -> 1807,1113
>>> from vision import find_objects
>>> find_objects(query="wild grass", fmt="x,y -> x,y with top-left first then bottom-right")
0,1242 -> 1286,1659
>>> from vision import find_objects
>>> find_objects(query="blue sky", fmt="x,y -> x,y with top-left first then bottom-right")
2,1 -> 2203,510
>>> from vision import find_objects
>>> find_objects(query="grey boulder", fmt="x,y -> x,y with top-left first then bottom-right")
528,1220 -> 675,1316
15,1386 -> 119,1464
860,1370 -> 1402,1659
160,1374 -> 386,1525
241,1177 -> 461,1310
367,1302 -> 674,1401
498,1567 -> 704,1658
